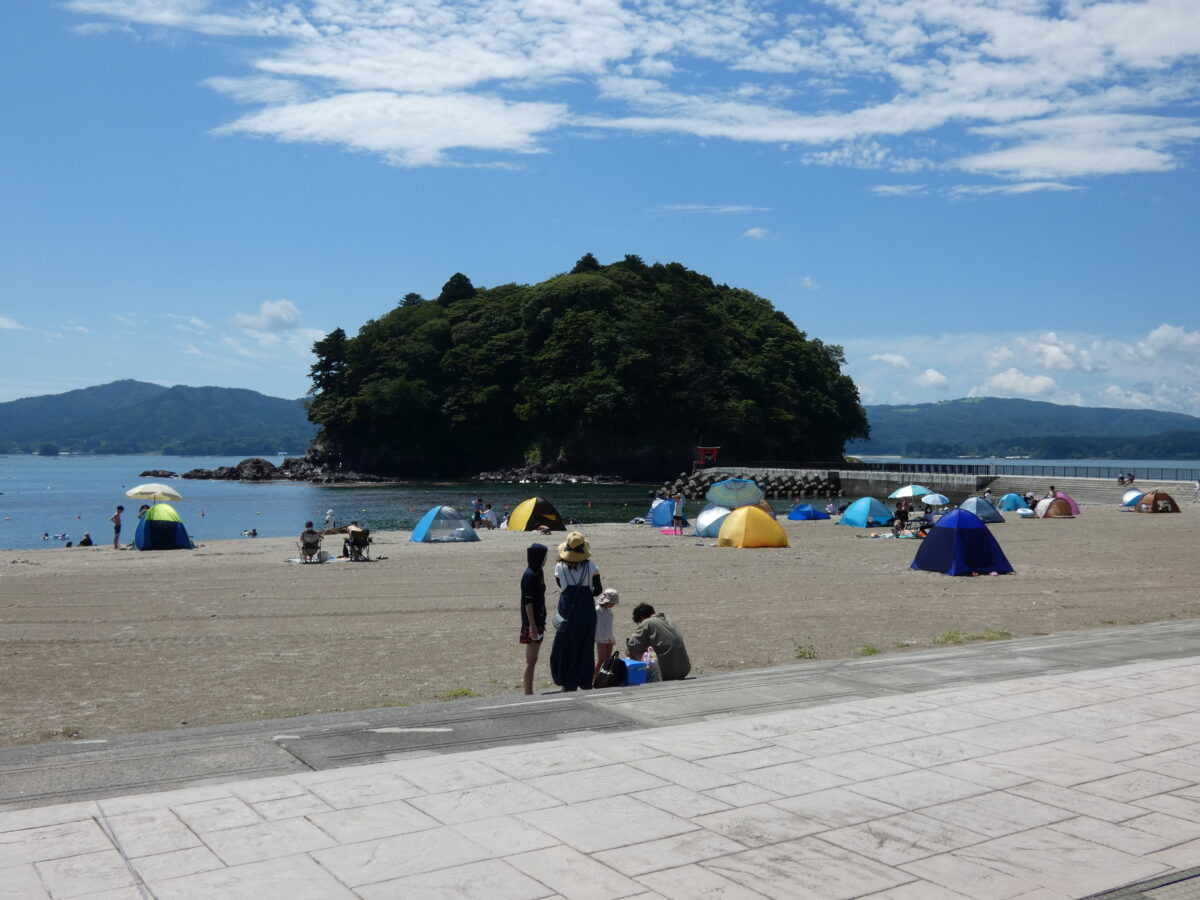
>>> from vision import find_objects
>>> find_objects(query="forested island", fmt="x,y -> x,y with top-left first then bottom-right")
305,254 -> 869,479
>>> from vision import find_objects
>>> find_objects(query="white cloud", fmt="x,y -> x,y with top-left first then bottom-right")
970,368 -> 1058,399
914,368 -> 948,389
0,317 -> 26,330
800,275 -> 819,291
949,182 -> 1083,197
68,0 -> 1200,180
662,204 -> 773,214
871,184 -> 927,197
229,299 -> 302,333
743,227 -> 768,240
870,353 -> 910,369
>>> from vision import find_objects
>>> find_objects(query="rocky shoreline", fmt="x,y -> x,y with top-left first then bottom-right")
139,455 -> 390,484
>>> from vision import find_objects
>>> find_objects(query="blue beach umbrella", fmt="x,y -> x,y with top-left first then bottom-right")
705,478 -> 765,508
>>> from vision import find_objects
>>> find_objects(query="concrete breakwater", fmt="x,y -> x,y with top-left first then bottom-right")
656,467 -> 990,504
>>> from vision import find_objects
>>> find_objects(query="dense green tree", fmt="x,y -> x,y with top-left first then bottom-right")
436,273 -> 476,306
306,257 -> 870,477
400,292 -> 425,307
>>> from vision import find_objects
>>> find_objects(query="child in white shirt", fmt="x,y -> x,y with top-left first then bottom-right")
593,588 -> 619,684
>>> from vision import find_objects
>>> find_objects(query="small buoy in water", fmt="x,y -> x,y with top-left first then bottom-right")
200,510 -> 205,516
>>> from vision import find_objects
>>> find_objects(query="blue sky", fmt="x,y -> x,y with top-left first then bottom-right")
3,0 -> 1198,416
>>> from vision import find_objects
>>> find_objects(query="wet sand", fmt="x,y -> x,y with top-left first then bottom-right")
1,506 -> 1198,747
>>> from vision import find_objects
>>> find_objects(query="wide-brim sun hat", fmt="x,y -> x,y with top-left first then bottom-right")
558,531 -> 591,562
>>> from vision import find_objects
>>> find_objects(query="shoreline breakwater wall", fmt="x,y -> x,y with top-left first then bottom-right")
656,467 -> 990,503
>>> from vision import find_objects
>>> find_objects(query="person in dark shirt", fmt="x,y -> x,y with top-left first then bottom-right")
520,543 -> 548,695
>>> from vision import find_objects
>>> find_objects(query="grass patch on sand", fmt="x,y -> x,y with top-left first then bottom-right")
794,642 -> 819,660
926,628 -> 1012,643
934,628 -> 1012,645
435,688 -> 480,702
857,645 -> 880,656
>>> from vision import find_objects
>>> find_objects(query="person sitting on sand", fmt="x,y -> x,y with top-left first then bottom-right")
626,603 -> 691,681
77,532 -> 93,547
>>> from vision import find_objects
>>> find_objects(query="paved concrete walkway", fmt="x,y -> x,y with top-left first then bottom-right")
4,626 -> 1200,898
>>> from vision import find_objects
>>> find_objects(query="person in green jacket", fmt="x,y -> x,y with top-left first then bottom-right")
626,604 -> 691,680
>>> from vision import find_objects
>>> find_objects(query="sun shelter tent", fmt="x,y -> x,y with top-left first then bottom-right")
705,478 -> 765,508
788,503 -> 830,521
133,502 -> 194,550
1136,491 -> 1181,513
411,505 -> 480,542
1054,491 -> 1081,515
647,500 -> 675,527
960,497 -> 1005,523
694,503 -> 731,538
1122,489 -> 1146,508
1035,497 -> 1075,518
998,493 -> 1026,512
837,497 -> 892,528
507,497 -> 566,532
717,506 -> 789,548
911,509 -> 1014,576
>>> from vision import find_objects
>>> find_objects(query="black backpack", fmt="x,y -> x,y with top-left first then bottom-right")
593,651 -> 627,689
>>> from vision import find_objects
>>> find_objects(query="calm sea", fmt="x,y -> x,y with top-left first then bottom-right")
0,455 -> 660,551
3,454 -> 1197,551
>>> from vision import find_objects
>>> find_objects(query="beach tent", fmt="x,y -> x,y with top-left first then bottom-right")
787,503 -> 830,521
647,499 -> 676,527
754,498 -> 777,518
1035,497 -> 1075,518
507,497 -> 567,532
837,497 -> 892,528
717,506 -> 789,548
1122,489 -> 1145,508
133,502 -> 194,550
960,497 -> 1005,523
705,478 -> 764,508
411,505 -> 480,542
1136,491 -> 1181,513
910,509 -> 1014,576
694,503 -> 732,538
1054,491 -> 1081,515
998,493 -> 1026,512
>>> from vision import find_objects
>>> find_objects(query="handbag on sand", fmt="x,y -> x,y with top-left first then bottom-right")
593,651 -> 627,689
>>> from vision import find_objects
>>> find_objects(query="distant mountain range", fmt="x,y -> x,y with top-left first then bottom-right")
0,380 -> 317,455
847,397 -> 1200,459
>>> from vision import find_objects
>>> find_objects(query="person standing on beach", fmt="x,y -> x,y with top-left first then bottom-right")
324,509 -> 335,529
550,532 -> 602,692
110,505 -> 124,550
672,492 -> 685,535
593,588 -> 619,684
520,543 -> 548,695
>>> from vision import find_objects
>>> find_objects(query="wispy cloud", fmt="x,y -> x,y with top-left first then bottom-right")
0,317 -> 26,330
743,227 -> 768,240
661,204 -> 774,214
68,0 -> 1200,181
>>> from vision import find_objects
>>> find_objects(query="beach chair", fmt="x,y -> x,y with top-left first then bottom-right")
344,528 -> 372,561
298,530 -> 322,563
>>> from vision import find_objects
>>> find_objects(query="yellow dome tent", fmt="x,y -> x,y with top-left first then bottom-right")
507,496 -> 567,532
717,505 -> 789,548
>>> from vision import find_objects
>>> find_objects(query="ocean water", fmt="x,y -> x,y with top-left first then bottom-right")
0,455 -> 660,551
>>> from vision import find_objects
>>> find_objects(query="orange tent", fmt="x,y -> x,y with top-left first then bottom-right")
1136,491 -> 1181,513
1034,497 -> 1074,518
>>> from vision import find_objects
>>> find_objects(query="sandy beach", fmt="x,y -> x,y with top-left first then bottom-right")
2,505 -> 1198,748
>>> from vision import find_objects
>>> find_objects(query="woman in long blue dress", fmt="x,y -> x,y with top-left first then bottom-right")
549,531 -> 602,691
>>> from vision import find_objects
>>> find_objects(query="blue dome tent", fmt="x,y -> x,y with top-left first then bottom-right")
788,503 -> 830,521
911,509 -> 1014,576
960,497 -> 1005,523
647,499 -> 676,527
412,506 -> 480,542
837,497 -> 891,528
997,493 -> 1026,511
133,503 -> 194,550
